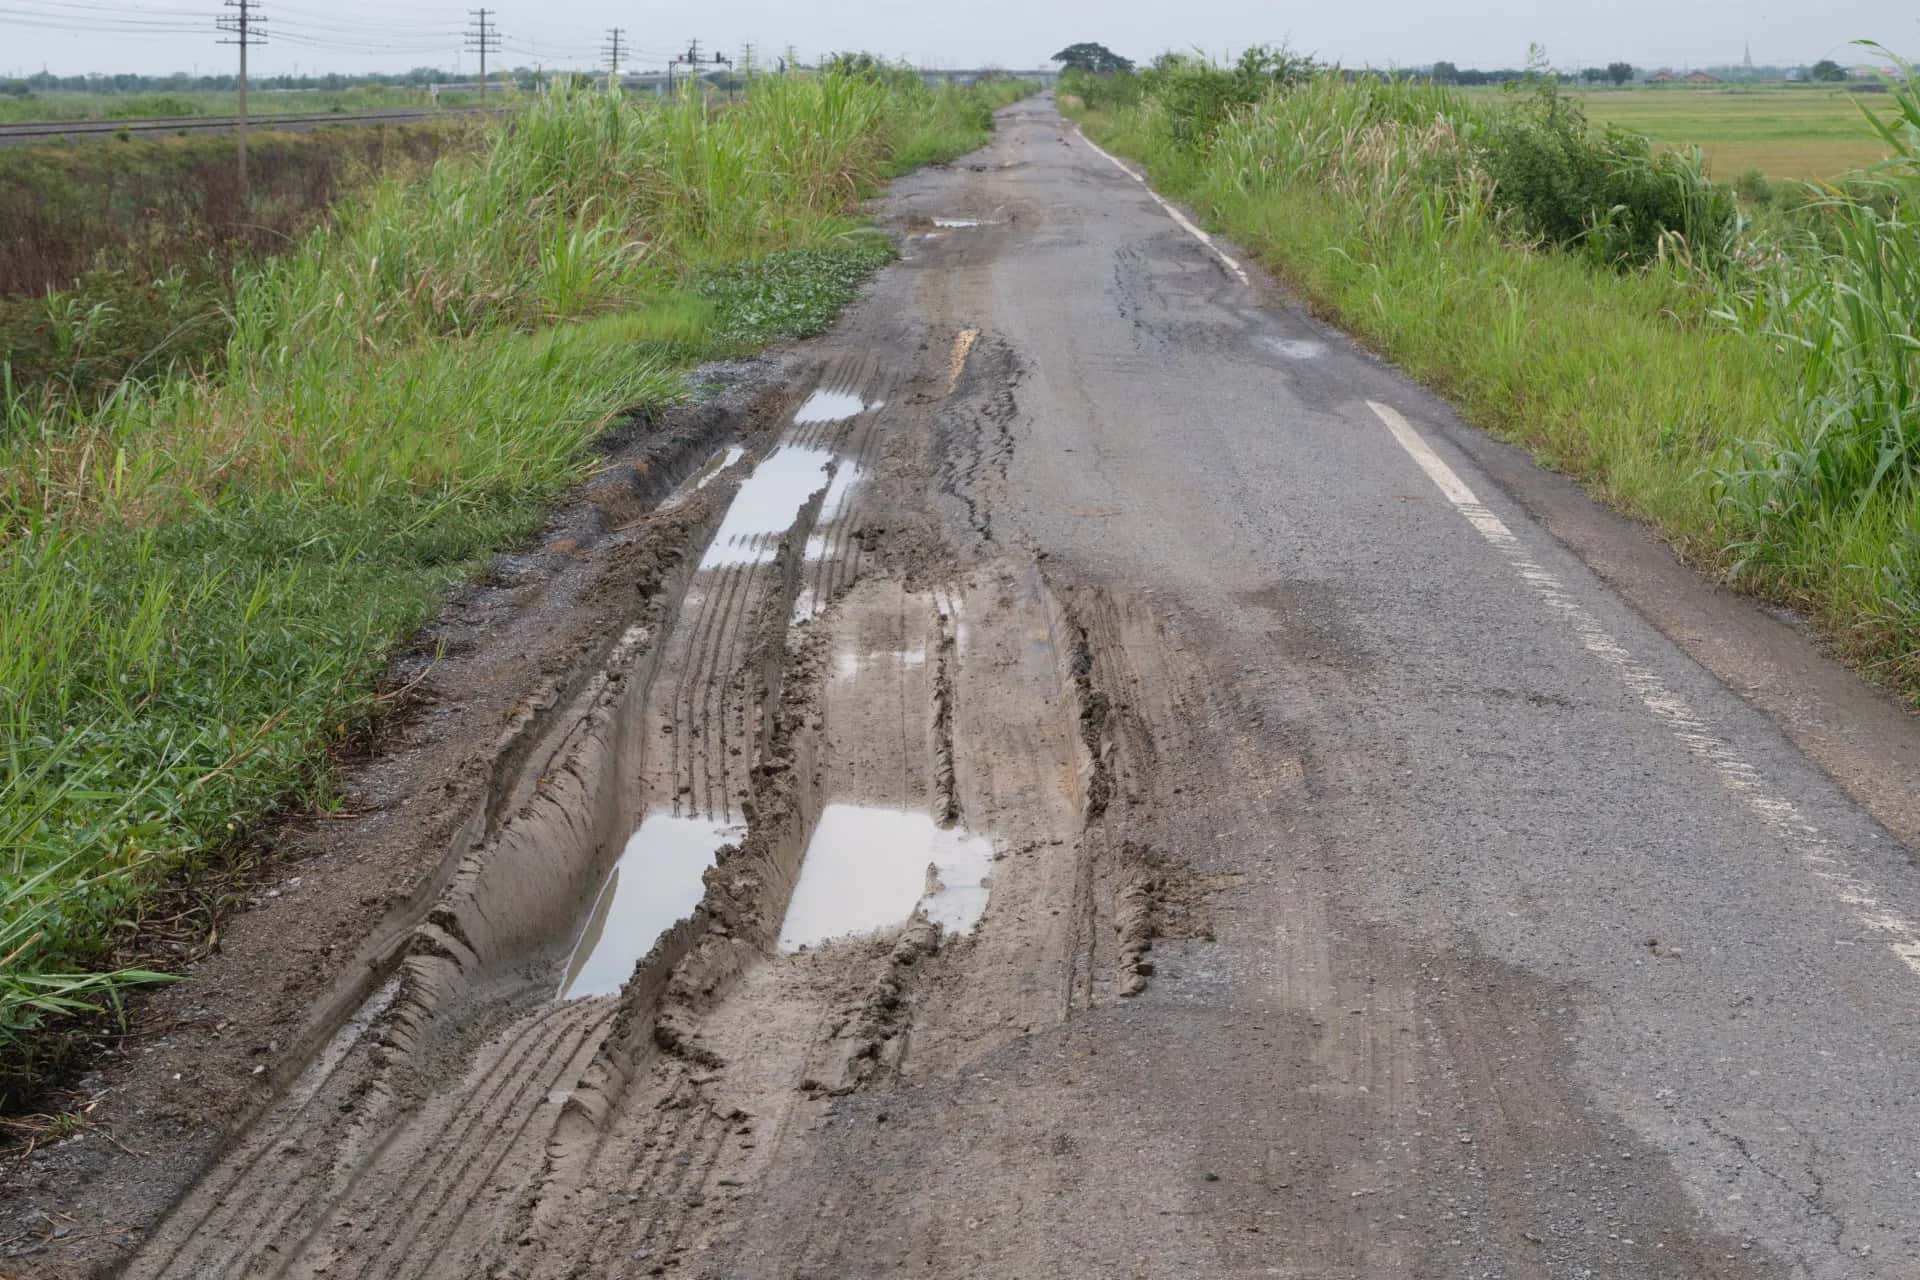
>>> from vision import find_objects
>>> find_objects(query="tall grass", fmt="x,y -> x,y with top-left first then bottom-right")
1064,50 -> 1920,691
0,68 -> 1028,1099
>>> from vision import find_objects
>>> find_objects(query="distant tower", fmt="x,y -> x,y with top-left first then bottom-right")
1743,41 -> 1755,76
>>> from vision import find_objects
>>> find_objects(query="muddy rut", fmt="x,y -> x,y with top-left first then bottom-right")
119,308 -> 1159,1278
26,94 -> 1920,1280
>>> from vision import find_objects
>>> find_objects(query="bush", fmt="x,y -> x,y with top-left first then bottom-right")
1735,167 -> 1775,207
1478,83 -> 1738,269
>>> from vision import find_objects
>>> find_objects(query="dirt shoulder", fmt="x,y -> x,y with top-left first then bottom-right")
0,356 -> 794,1276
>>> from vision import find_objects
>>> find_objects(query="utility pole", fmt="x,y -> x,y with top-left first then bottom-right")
603,26 -> 626,82
215,0 -> 265,192
465,9 -> 500,100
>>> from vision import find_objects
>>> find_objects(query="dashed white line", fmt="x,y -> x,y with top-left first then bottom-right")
1365,398 -> 1920,979
1073,125 -> 1251,286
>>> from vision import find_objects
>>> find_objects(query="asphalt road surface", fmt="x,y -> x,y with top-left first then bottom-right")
20,92 -> 1920,1280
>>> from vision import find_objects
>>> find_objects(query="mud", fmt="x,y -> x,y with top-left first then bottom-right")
10,93 -> 1914,1280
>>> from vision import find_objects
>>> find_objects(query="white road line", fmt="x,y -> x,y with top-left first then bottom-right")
1366,398 -> 1920,980
1073,126 -> 1251,287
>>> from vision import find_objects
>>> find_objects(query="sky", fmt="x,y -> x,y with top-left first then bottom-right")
4,0 -> 1915,79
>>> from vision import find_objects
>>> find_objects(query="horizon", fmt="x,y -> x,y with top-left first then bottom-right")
1,0 -> 1913,81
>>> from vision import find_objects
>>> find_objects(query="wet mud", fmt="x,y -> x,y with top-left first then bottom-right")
6,96 -> 1844,1280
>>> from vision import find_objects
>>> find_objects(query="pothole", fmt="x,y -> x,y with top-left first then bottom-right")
559,814 -> 745,999
777,804 -> 994,952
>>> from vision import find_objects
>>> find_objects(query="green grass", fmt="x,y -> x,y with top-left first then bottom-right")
0,85 -> 486,124
1563,84 -> 1896,180
1064,58 -> 1920,706
0,70 -> 1029,1102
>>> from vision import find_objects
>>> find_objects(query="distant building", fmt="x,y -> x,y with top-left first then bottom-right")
1684,70 -> 1721,83
1647,70 -> 1679,82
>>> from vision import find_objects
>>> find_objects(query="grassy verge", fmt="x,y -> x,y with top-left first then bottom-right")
1,123 -> 474,414
1061,54 -> 1920,700
0,69 -> 1029,1103
0,86 -> 485,124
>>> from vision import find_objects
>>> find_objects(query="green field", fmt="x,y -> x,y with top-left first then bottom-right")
1568,85 -> 1894,180
0,85 -> 486,124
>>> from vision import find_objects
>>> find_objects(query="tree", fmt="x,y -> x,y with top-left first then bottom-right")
1580,67 -> 1607,83
1607,61 -> 1634,85
1430,60 -> 1459,84
1812,59 -> 1848,82
1051,42 -> 1134,75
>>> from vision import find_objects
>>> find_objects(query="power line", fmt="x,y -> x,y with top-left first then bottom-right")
601,25 -> 623,76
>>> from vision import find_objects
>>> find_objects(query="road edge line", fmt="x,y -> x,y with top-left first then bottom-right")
1364,398 -> 1920,981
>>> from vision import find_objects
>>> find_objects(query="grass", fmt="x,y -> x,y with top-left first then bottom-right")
0,85 -> 486,124
0,69 -> 1029,1105
1566,84 -> 1896,180
0,123 -> 473,416
1063,54 -> 1920,706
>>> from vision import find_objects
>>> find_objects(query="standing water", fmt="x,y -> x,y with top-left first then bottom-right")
560,814 -> 743,999
778,804 -> 994,952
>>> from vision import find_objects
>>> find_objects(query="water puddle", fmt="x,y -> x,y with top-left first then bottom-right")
793,388 -> 870,424
560,814 -> 743,999
699,445 -> 836,568
777,805 -> 994,952
696,445 -> 746,489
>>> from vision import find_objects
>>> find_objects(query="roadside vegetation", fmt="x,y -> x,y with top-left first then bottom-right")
0,65 -> 1029,1104
0,85 -> 485,124
1060,45 -> 1920,702
1,123 -> 473,415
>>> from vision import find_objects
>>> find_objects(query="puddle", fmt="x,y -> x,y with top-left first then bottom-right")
1267,337 -> 1327,360
777,804 -> 994,952
560,814 -> 743,999
793,388 -> 870,424
696,445 -> 746,489
699,445 -> 836,568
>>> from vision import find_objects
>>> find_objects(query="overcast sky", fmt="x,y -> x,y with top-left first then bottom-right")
4,0 -> 1914,79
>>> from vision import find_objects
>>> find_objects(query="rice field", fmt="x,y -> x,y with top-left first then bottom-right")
1569,85 -> 1896,180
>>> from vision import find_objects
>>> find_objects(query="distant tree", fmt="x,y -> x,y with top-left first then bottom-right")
1607,61 -> 1634,85
1430,60 -> 1459,83
1580,66 -> 1607,83
1812,58 -> 1847,82
1051,42 -> 1134,74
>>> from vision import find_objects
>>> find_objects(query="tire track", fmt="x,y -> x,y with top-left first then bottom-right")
329,1001 -> 616,1280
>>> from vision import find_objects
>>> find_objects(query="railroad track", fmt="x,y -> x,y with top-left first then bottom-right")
0,106 -> 499,145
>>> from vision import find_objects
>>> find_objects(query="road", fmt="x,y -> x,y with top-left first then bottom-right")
0,107 -> 490,146
23,93 -> 1920,1279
